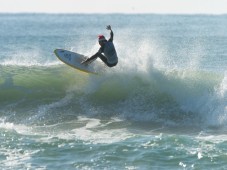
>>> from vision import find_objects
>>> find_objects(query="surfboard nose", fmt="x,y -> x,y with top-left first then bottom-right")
54,49 -> 63,55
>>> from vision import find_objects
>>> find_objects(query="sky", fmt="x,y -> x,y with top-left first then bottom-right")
0,0 -> 227,14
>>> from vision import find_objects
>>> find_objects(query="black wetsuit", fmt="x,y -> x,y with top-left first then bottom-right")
89,31 -> 118,67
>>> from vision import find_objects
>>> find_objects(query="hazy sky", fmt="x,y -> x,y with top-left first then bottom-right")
1,0 -> 227,14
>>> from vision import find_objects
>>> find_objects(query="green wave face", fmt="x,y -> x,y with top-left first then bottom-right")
0,65 -> 88,104
0,64 -> 225,126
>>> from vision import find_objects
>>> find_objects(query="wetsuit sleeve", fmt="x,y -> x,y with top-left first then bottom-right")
109,30 -> 113,42
88,52 -> 99,61
87,47 -> 103,61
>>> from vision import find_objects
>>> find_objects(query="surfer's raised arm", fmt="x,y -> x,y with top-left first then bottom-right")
106,25 -> 113,41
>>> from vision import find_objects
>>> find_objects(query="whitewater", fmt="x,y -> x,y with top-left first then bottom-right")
0,14 -> 227,169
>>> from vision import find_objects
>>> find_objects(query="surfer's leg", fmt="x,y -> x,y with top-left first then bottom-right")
97,54 -> 108,65
97,54 -> 117,67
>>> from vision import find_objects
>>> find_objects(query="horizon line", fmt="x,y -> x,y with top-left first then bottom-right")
1,12 -> 227,15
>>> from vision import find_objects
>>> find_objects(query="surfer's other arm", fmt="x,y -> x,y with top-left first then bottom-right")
83,52 -> 99,63
82,52 -> 99,64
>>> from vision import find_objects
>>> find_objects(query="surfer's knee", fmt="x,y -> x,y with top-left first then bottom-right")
106,62 -> 117,67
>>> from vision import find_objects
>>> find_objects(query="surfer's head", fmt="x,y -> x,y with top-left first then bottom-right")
98,35 -> 106,46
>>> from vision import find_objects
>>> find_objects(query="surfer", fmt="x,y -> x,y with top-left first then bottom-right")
81,25 -> 118,67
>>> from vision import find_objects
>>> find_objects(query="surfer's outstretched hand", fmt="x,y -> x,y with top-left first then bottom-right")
106,25 -> 111,30
81,58 -> 89,65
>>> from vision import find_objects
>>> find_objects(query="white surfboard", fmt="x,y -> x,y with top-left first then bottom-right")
54,49 -> 98,74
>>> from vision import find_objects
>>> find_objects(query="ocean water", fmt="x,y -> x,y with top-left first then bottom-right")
0,13 -> 227,169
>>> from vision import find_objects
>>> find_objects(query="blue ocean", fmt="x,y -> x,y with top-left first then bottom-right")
0,14 -> 227,169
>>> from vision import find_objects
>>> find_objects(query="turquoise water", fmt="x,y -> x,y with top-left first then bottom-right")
0,14 -> 227,169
